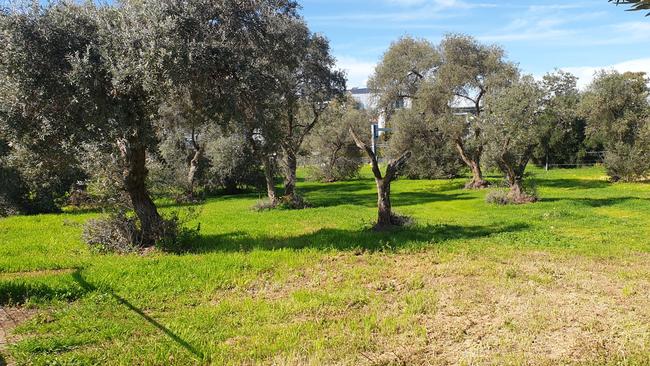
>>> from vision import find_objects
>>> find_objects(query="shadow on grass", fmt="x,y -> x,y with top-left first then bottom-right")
187,222 -> 530,253
537,178 -> 610,190
542,196 -> 649,207
0,277 -> 87,306
0,352 -> 6,366
70,270 -> 204,360
0,270 -> 204,361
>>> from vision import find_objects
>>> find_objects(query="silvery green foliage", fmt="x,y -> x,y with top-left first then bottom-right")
368,36 -> 440,117
533,70 -> 587,166
579,71 -> 650,181
305,98 -> 366,182
205,133 -> 264,192
387,108 -> 463,180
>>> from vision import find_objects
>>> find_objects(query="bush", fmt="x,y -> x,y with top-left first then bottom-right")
305,98 -> 366,182
486,185 -> 538,205
604,142 -> 650,182
83,211 -> 141,253
83,209 -> 200,254
252,195 -> 312,211
205,133 -> 265,193
387,109 -> 463,179
485,189 -> 511,205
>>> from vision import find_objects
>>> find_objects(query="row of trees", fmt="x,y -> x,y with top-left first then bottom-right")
369,35 -> 649,196
0,0 -> 345,244
1,1 -> 648,236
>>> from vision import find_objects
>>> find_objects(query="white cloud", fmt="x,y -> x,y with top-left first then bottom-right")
560,58 -> 650,89
336,57 -> 377,88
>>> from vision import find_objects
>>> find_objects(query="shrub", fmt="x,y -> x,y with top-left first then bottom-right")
205,133 -> 265,193
83,209 -> 200,254
486,185 -> 538,205
304,97 -> 366,182
83,211 -> 141,253
387,109 -> 463,180
604,143 -> 650,182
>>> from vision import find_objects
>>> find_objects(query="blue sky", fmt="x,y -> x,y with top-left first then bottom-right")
299,0 -> 650,89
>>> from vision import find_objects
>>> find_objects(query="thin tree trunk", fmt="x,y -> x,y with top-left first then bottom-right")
282,147 -> 298,203
468,159 -> 489,189
118,139 -> 163,246
262,155 -> 278,205
186,146 -> 203,198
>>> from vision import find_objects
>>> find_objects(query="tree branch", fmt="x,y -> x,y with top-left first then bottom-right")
349,126 -> 383,180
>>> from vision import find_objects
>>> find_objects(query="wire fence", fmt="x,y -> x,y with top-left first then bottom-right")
542,151 -> 605,170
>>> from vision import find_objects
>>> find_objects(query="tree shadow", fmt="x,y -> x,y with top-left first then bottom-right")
70,270 -> 204,360
542,196 -> 649,207
0,270 -> 204,361
188,222 -> 530,253
0,276 -> 87,306
537,178 -> 610,190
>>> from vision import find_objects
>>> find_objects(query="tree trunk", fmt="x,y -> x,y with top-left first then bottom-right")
262,155 -> 278,205
118,139 -> 163,246
186,146 -> 203,199
507,175 -> 535,204
455,141 -> 489,189
349,127 -> 411,229
282,147 -> 298,203
467,160 -> 489,189
376,179 -> 393,228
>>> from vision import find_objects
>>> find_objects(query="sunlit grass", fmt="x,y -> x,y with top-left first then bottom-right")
1,166 -> 650,365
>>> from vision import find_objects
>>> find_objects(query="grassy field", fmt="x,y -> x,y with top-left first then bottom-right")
1,167 -> 650,365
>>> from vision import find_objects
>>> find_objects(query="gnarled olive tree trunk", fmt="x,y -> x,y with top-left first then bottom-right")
349,127 -> 411,229
497,148 -> 537,204
117,138 -> 163,246
455,140 -> 488,189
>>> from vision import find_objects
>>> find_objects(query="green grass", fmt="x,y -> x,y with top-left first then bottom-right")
2,166 -> 650,365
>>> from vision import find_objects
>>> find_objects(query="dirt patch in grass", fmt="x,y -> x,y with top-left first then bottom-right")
0,307 -> 38,365
0,268 -> 76,281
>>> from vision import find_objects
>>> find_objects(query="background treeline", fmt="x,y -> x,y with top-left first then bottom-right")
1,2 -> 649,239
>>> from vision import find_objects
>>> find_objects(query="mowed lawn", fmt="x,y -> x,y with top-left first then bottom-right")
1,167 -> 650,365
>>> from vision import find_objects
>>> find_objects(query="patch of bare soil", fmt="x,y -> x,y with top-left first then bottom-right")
0,268 -> 76,281
0,307 -> 38,365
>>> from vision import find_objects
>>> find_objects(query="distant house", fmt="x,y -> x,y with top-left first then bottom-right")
349,87 -> 477,132
349,88 -> 411,132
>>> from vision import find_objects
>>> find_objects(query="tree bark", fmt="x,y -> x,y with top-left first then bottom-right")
118,138 -> 163,246
281,146 -> 298,203
455,141 -> 489,189
349,127 -> 411,229
376,179 -> 392,227
186,145 -> 203,198
262,154 -> 278,204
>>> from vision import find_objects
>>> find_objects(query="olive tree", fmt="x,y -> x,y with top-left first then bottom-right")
483,76 -> 545,203
275,29 -> 346,205
534,70 -> 586,168
580,71 -> 650,181
434,34 -> 518,189
305,96 -> 367,182
368,36 -> 439,119
349,126 -> 411,229
0,2 -> 96,213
